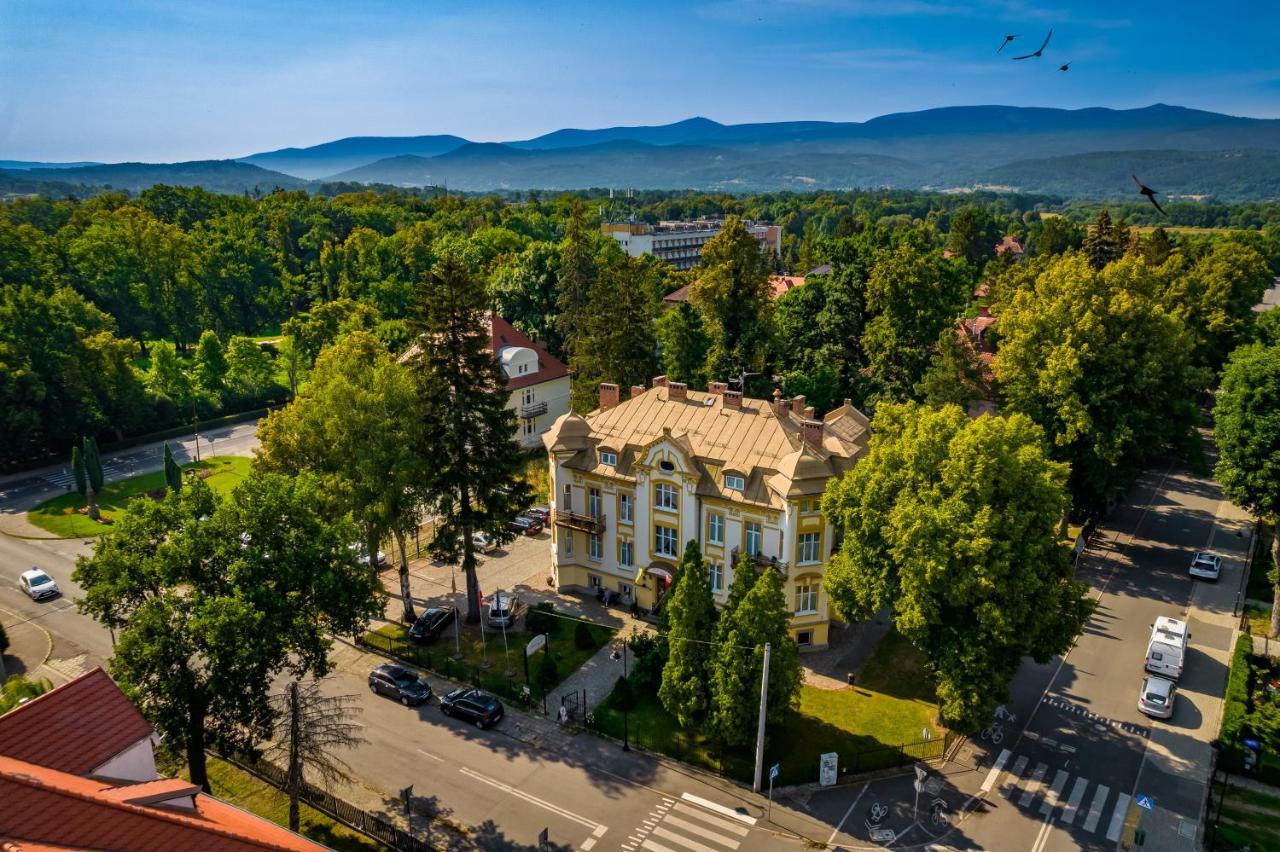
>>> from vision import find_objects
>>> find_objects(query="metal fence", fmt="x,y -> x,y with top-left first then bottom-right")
217,750 -> 432,852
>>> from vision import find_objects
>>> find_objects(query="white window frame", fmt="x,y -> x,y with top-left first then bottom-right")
795,581 -> 818,615
745,522 -> 762,557
620,540 -> 634,567
708,513 -> 724,545
796,630 -> 813,647
588,487 -> 602,519
522,387 -> 535,406
655,483 -> 678,512
599,450 -> 618,467
563,483 -> 572,512
725,474 -> 745,492
798,532 -> 820,565
589,533 -> 602,561
655,525 -> 677,558
589,574 -> 602,588
709,561 -> 723,592
620,493 -> 633,524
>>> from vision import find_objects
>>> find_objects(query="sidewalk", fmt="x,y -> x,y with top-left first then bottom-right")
546,610 -> 653,721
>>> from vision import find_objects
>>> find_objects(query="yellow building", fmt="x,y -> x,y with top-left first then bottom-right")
542,377 -> 870,649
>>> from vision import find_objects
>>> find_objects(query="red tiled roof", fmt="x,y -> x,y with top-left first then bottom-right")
995,235 -> 1024,256
662,276 -> 804,306
0,756 -> 326,852
0,669 -> 153,776
489,315 -> 569,391
662,284 -> 691,304
973,282 -> 990,299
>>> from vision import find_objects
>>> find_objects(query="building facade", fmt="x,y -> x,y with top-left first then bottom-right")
542,378 -> 870,649
602,219 -> 782,271
490,315 -> 571,448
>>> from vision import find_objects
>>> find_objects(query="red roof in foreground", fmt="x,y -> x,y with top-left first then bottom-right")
489,315 -> 569,391
0,668 -> 153,776
0,755 -> 326,852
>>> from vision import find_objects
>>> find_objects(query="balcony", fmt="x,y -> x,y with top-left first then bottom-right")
520,401 -> 548,418
731,546 -> 788,578
555,510 -> 607,535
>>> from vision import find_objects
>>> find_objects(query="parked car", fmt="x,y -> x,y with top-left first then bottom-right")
440,688 -> 504,729
350,543 -> 388,567
19,568 -> 59,601
524,506 -> 551,523
1145,616 -> 1189,680
1138,675 -> 1177,719
488,591 -> 519,628
1188,551 -> 1222,582
507,514 -> 544,536
408,606 -> 457,643
368,664 -> 432,706
471,532 -> 498,553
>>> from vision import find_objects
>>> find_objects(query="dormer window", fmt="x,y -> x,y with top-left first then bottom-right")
659,460 -> 675,473
725,473 -> 745,492
599,450 -> 618,467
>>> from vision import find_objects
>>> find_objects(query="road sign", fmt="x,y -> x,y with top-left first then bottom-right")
769,763 -> 780,782
819,752 -> 838,786
915,765 -> 927,782
526,633 -> 547,656
1136,795 -> 1155,811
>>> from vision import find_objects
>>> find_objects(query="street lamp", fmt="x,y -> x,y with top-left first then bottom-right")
611,642 -> 630,752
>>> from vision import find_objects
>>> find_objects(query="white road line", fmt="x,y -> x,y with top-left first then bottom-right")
1060,777 -> 1088,825
1019,762 -> 1048,807
980,749 -> 1011,793
827,782 -> 867,846
1082,784 -> 1111,834
1029,812 -> 1054,852
672,803 -> 750,836
1106,793 -> 1131,842
414,748 -> 444,762
651,825 -> 722,852
1002,756 -> 1030,800
662,814 -> 741,849
458,767 -> 600,831
1039,769 -> 1069,816
641,840 -> 678,852
592,825 -> 607,838
679,793 -> 757,826
579,838 -> 596,851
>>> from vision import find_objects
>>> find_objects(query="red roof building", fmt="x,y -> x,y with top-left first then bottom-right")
995,235 -> 1025,257
662,275 -> 806,307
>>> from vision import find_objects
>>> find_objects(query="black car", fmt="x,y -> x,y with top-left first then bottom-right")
507,514 -> 544,536
368,664 -> 432,706
524,506 -> 551,523
408,606 -> 457,643
440,688 -> 504,729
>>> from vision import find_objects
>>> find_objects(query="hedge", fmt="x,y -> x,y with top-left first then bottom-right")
1219,633 -> 1255,771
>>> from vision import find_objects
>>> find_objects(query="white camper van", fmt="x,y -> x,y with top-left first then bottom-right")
1145,616 -> 1189,680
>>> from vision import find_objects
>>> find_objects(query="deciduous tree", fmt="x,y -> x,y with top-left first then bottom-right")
193,330 -> 228,395
570,256 -> 659,411
689,216 -> 774,380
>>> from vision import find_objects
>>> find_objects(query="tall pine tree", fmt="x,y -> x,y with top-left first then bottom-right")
163,442 -> 182,492
405,253 -> 532,623
689,216 -> 773,381
570,256 -> 659,412
556,202 -> 598,364
1083,209 -> 1124,271
658,540 -> 718,728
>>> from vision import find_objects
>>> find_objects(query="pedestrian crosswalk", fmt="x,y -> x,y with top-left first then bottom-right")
621,796 -> 753,852
981,748 -> 1134,842
44,463 -> 125,489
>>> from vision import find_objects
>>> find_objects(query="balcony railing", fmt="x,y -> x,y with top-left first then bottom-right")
555,510 -> 606,535
520,401 -> 548,418
731,546 -> 788,578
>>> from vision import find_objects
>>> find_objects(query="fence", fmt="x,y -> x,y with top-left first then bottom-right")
359,630 -> 537,710
217,749 -> 432,852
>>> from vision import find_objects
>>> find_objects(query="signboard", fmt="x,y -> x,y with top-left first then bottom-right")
819,752 -> 839,786
1136,795 -> 1154,811
769,763 -> 780,782
526,633 -> 548,656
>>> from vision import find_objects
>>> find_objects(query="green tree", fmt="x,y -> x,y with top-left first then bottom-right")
915,327 -> 988,410
71,444 -> 92,519
256,331 -> 424,621
225,335 -> 275,395
404,253 -> 532,623
146,340 -> 192,404
656,302 -> 711,388
1214,342 -> 1280,637
1162,241 -> 1272,369
689,217 -> 774,380
945,206 -> 1002,267
1082,209 -> 1124,271
83,436 -> 105,521
281,298 -> 381,364
488,241 -> 562,354
658,541 -> 718,728
822,403 -> 1092,728
193,330 -> 228,395
1,676 -> 53,713
570,256 -> 660,411
163,442 -> 182,493
556,203 -> 598,363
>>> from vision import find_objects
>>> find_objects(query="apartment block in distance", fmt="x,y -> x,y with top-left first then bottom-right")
602,219 -> 782,271
542,378 -> 870,649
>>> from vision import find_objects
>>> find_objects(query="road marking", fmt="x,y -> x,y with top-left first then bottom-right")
1039,769 -> 1069,816
458,767 -> 600,830
679,793 -> 757,826
641,840 -> 677,852
1018,762 -> 1048,807
650,825 -> 723,852
662,814 -> 741,848
414,748 -> 443,762
980,748 -> 1011,793
1002,756 -> 1029,800
1106,793 -> 1131,841
1029,812 -> 1054,852
672,803 -> 750,836
579,838 -> 596,851
592,825 -> 606,838
827,782 -> 867,846
1082,784 -> 1110,833
1060,777 -> 1088,825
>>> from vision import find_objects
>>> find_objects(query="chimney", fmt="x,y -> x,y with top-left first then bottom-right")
708,381 -> 729,395
801,419 -> 824,448
724,390 -> 742,408
599,383 -> 620,410
668,381 -> 687,401
804,405 -> 815,420
772,388 -> 789,417
631,384 -> 646,399
653,375 -> 668,387
791,395 -> 806,415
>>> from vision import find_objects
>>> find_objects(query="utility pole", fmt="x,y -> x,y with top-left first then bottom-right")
752,642 -> 771,792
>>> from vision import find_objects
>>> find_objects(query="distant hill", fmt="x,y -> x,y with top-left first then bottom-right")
16,160 -> 307,194
0,160 -> 101,170
238,135 -> 468,179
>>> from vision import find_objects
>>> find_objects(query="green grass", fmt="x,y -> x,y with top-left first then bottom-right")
363,612 -> 615,697
592,628 -> 943,785
1245,604 -> 1274,637
197,756 -> 383,852
28,456 -> 251,538
1209,778 -> 1280,851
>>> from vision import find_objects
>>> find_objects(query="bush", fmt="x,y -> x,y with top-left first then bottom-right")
627,630 -> 667,692
0,676 -> 53,715
574,621 -> 596,650
612,674 -> 637,713
526,602 -> 556,636
1220,633 -> 1256,770
532,653 -> 559,693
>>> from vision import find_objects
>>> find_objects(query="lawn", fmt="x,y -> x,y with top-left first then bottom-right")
28,456 -> 251,538
1245,604 -> 1274,638
197,756 -> 383,852
1208,776 -> 1280,851
363,610 -> 615,703
591,628 -> 944,786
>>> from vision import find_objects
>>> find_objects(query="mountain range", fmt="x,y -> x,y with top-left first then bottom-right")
5,104 -> 1280,200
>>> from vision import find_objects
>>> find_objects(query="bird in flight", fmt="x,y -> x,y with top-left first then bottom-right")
1012,28 -> 1053,60
1132,174 -> 1167,215
1059,62 -> 1072,72
997,34 -> 1020,53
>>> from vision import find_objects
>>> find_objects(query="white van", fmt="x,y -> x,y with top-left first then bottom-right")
1144,616 -> 1189,680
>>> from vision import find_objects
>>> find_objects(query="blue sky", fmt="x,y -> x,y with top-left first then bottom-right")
2,0 -> 1277,162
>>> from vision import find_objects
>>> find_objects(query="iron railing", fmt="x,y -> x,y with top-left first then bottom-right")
555,510 -> 606,535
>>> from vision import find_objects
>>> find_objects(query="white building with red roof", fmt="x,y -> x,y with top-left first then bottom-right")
490,315 -> 571,448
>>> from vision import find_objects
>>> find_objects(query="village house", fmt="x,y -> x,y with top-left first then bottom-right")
542,378 -> 870,649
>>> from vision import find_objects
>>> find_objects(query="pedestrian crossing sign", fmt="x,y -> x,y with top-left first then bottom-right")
1136,795 -> 1154,811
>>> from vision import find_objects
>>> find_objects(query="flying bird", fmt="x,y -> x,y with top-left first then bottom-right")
1059,62 -> 1072,72
1132,174 -> 1167,215
997,34 -> 1020,53
1012,28 -> 1053,60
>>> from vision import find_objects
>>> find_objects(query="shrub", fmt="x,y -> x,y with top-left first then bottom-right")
627,630 -> 667,692
574,621 -> 596,650
1220,633 -> 1256,770
612,674 -> 637,713
532,653 -> 559,693
0,676 -> 53,715
526,602 -> 556,636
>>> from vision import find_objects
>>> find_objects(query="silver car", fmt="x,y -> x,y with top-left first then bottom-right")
1188,551 -> 1221,581
19,568 -> 60,601
1138,675 -> 1177,719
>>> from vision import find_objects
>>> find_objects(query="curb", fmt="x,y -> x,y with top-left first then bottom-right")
0,605 -> 55,672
